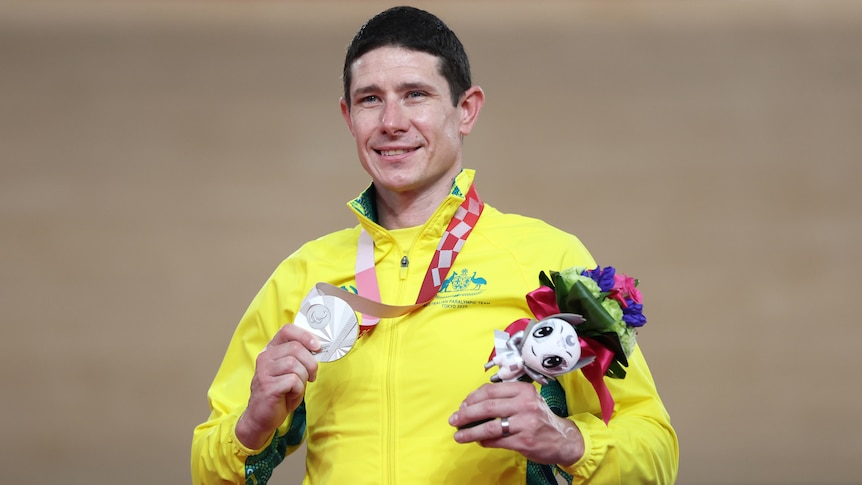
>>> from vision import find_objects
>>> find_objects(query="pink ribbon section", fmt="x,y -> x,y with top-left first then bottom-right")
578,337 -> 616,425
356,230 -> 381,336
525,286 -> 558,319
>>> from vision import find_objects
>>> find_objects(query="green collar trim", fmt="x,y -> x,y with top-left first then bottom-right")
348,169 -> 471,225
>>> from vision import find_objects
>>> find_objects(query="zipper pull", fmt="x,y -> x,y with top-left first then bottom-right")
400,255 -> 409,279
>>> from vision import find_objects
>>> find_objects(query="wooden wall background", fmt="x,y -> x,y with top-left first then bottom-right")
2,1 -> 860,483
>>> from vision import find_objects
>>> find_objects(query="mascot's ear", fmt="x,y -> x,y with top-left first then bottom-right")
546,313 -> 585,326
572,355 -> 596,371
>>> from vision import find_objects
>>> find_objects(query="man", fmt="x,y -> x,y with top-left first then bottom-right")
192,6 -> 678,484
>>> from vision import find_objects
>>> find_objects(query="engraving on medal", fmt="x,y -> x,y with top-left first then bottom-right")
306,304 -> 331,329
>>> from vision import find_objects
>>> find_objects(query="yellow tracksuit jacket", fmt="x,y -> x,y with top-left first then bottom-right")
191,169 -> 678,484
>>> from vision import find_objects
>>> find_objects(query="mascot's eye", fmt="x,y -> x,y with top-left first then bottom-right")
543,356 -> 564,369
533,325 -> 553,339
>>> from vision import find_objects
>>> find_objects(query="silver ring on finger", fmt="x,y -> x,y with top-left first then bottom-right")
500,416 -> 511,437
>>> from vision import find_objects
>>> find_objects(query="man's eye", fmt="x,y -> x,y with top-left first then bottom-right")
406,91 -> 426,99
358,95 -> 379,104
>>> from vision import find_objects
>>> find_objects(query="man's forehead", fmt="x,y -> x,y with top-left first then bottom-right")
349,46 -> 443,79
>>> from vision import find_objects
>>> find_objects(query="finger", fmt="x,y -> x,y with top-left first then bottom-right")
450,396 -> 509,431
252,367 -> 308,398
462,381 -> 527,406
455,417 -> 493,430
452,382 -> 540,431
458,382 -> 533,417
257,341 -> 319,383
454,416 -> 513,444
267,323 -> 322,352
265,350 -> 312,380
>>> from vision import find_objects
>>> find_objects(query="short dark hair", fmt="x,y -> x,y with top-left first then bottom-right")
342,6 -> 472,108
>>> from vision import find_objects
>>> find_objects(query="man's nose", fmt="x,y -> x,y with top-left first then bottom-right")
381,101 -> 408,134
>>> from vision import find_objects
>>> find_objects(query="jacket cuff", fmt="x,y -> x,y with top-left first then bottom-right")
559,413 -> 609,479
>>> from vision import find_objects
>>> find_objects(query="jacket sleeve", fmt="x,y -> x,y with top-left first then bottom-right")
559,344 -> 679,484
191,267 -> 308,484
547,231 -> 678,482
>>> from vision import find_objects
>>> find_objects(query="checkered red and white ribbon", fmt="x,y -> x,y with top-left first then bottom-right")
416,184 -> 483,303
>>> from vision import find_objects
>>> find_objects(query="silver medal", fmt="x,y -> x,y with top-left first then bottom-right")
293,293 -> 358,362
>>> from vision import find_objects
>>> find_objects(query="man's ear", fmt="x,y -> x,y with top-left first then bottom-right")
340,97 -> 354,136
458,86 -> 485,136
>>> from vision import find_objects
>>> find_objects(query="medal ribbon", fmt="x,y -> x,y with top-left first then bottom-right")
353,183 -> 484,336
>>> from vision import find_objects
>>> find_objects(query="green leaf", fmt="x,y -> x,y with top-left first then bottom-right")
606,360 -> 628,379
564,281 -> 616,334
538,270 -> 555,289
589,332 -> 628,367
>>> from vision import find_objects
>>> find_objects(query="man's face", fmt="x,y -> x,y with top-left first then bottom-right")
341,46 -> 483,198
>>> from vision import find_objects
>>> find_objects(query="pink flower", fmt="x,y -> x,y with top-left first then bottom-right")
609,273 -> 642,308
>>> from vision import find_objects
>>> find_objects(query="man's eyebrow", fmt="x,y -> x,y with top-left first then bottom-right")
351,81 -> 437,98
351,84 -> 381,98
399,81 -> 436,92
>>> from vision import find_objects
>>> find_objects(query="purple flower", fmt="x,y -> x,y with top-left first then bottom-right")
621,302 -> 646,327
582,266 -> 616,293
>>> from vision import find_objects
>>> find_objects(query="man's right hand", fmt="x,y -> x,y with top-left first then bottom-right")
235,324 -> 321,450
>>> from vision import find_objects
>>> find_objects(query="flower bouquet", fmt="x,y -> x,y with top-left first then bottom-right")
539,265 -> 646,379
487,265 -> 646,424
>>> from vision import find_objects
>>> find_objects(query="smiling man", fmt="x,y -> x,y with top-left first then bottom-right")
341,47 -> 485,229
340,44 -> 484,229
192,6 -> 678,484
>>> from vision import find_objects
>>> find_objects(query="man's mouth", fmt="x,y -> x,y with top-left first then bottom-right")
377,148 -> 414,157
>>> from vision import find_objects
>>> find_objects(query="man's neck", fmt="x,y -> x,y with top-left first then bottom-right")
375,183 -> 452,230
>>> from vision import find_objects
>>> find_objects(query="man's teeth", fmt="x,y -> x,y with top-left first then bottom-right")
380,149 -> 411,156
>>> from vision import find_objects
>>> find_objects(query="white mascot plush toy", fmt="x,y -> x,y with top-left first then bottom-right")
486,313 -> 595,385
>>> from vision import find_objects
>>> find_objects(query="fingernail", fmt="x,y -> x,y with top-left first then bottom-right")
449,413 -> 458,424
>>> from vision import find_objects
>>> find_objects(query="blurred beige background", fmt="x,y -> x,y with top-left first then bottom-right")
2,1 -> 861,483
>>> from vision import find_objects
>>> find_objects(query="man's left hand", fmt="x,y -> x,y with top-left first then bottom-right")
449,382 -> 585,466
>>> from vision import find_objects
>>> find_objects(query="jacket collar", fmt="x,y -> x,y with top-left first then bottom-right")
347,169 -> 477,237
